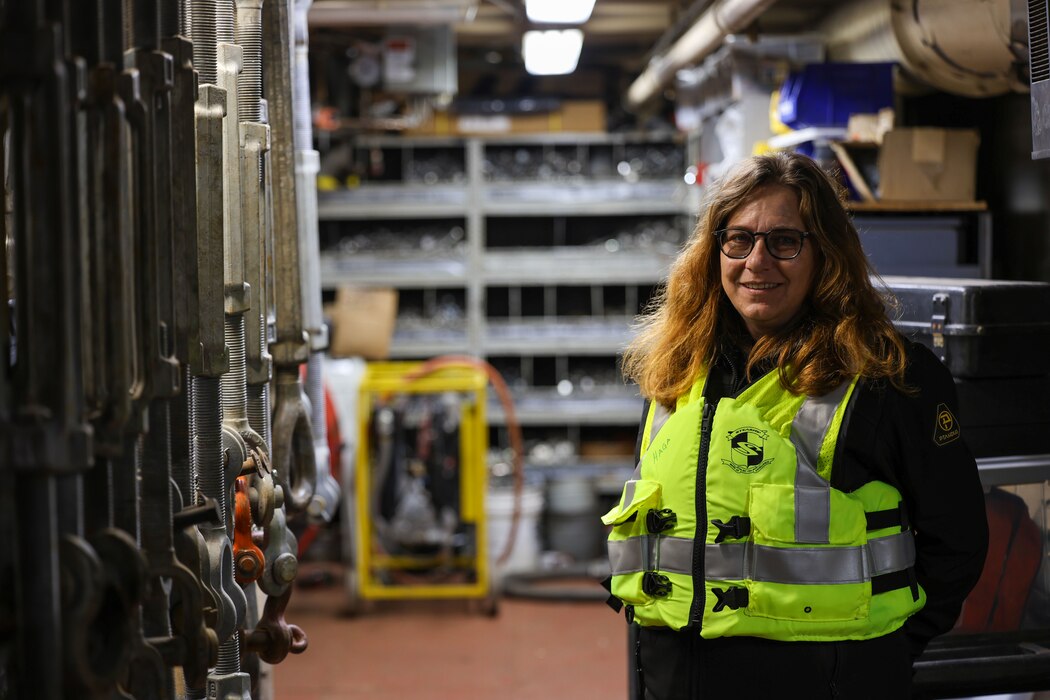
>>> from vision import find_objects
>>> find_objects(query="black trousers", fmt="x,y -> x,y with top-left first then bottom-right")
637,626 -> 914,700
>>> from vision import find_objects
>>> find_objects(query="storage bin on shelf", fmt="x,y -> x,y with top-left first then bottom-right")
776,62 -> 895,130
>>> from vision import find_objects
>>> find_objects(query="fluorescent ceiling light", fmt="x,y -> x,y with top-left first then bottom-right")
522,29 -> 584,75
525,0 -> 595,24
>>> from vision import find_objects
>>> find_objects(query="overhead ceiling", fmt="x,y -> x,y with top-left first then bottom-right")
458,0 -> 845,108
307,0 -> 874,120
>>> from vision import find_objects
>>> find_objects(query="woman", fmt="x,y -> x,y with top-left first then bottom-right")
604,152 -> 988,699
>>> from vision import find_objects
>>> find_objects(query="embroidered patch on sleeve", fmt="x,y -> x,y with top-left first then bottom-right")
933,403 -> 961,447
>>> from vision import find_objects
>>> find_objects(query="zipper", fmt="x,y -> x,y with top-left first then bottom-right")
689,399 -> 717,627
722,348 -> 740,394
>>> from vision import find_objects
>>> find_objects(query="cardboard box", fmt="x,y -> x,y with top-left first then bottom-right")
555,101 -> 607,133
846,107 -> 895,145
877,128 -> 980,202
405,100 -> 607,136
325,286 -> 398,360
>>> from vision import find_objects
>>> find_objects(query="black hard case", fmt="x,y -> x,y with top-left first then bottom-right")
880,276 -> 1050,379
952,375 -> 1050,458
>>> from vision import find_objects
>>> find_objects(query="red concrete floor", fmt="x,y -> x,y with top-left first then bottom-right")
274,564 -> 629,700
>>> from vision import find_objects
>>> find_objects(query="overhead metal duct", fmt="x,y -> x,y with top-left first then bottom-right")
626,0 -> 781,110
630,0 -> 1027,112
307,0 -> 479,26
821,0 -> 1028,97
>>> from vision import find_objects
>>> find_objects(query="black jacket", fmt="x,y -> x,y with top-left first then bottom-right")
632,338 -> 989,699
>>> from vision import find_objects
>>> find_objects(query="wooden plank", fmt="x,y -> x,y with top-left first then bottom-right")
830,142 -> 876,203
847,200 -> 988,213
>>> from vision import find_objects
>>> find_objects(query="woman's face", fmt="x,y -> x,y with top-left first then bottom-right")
719,185 -> 817,340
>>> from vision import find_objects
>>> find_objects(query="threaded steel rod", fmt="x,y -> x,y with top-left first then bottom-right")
190,0 -> 218,85
221,314 -> 249,423
194,376 -> 226,522
235,0 -> 263,122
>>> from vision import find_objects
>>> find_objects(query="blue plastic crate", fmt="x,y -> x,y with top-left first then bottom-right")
777,62 -> 895,130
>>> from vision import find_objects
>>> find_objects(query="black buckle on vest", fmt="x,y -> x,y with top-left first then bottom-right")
646,508 -> 677,534
625,604 -> 635,624
712,586 -> 749,612
642,571 -> 672,597
712,515 -> 751,543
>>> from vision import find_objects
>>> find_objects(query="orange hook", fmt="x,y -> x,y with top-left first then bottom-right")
234,477 -> 266,585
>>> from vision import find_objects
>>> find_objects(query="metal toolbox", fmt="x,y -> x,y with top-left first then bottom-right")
879,276 -> 1050,379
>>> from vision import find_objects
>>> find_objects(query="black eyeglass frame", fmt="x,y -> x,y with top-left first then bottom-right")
714,228 -> 812,260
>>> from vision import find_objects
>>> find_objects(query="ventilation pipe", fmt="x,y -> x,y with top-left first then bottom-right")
820,0 -> 1028,97
307,0 -> 479,26
626,0 -> 781,110
629,0 -> 1026,111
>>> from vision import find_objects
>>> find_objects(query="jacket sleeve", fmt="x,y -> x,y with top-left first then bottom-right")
889,343 -> 989,659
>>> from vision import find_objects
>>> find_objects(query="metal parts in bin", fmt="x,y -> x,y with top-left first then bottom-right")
348,362 -> 498,614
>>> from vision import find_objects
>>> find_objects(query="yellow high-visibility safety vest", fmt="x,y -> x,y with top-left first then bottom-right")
603,368 -> 925,641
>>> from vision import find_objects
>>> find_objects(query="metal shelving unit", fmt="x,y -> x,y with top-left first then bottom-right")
481,249 -> 675,285
482,318 -> 634,355
320,255 -> 468,288
318,132 -> 698,432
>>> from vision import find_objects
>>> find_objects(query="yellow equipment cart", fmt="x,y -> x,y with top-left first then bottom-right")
348,361 -> 497,615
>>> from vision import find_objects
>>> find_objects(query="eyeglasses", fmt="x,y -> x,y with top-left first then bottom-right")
715,228 -> 810,260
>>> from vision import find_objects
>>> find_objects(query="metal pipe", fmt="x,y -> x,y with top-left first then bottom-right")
626,0 -> 779,110
306,0 -> 479,26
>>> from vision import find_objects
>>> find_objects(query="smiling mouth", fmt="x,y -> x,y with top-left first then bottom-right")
742,282 -> 780,290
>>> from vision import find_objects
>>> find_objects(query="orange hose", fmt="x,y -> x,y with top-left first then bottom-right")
405,356 -> 524,567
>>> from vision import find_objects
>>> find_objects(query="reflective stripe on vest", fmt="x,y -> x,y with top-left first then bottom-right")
608,531 -> 915,583
607,535 -> 694,576
791,379 -> 850,544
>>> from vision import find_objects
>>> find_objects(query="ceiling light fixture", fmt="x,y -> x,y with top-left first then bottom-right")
525,0 -> 596,24
522,29 -> 584,76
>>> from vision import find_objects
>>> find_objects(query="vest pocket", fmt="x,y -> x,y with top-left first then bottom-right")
740,483 -> 872,622
746,581 -> 870,622
602,479 -> 663,530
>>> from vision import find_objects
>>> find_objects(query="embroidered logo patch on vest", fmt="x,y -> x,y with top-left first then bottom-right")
722,427 -> 773,474
933,403 -> 961,447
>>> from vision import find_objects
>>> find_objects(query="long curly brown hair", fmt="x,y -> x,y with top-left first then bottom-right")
622,151 -> 908,408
